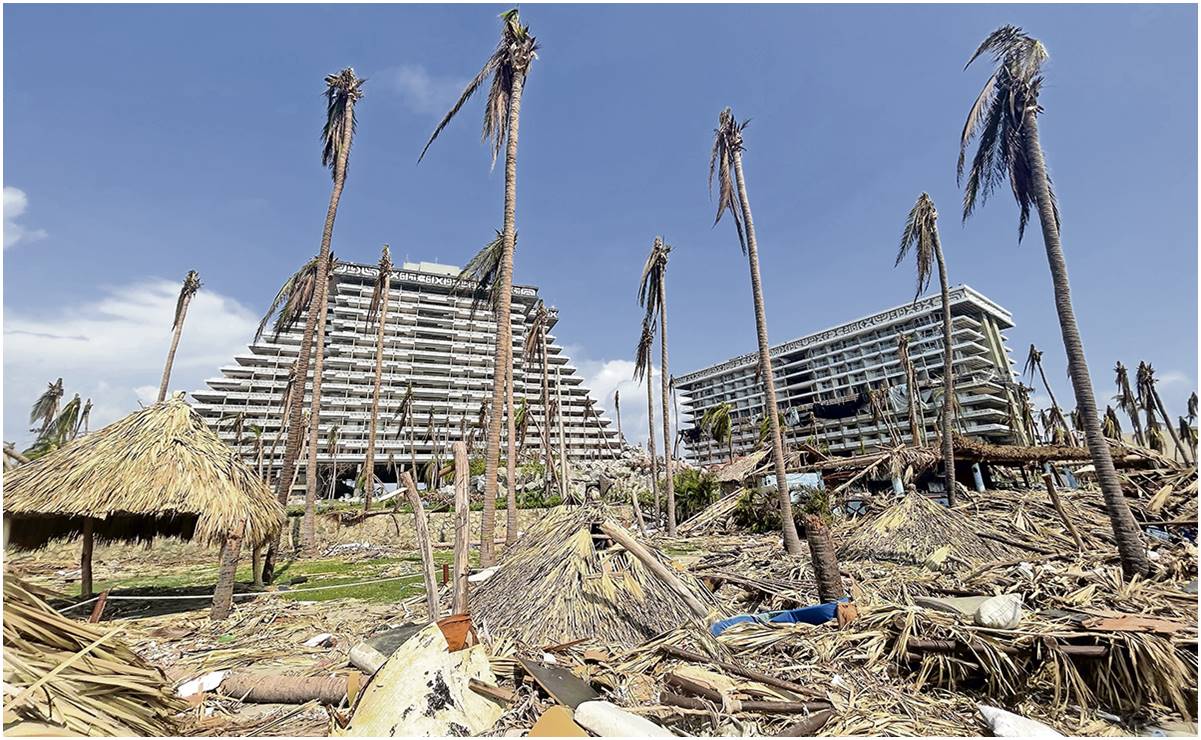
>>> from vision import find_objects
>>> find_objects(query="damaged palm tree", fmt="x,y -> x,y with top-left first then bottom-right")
710,106 -> 843,601
639,237 -> 676,534
1022,345 -> 1074,446
1137,362 -> 1192,465
1114,362 -> 1145,447
156,270 -> 201,403
360,245 -> 393,511
634,318 -> 662,526
422,9 -> 537,567
896,193 -> 957,504
896,334 -> 925,447
959,25 -> 1148,579
29,378 -> 64,437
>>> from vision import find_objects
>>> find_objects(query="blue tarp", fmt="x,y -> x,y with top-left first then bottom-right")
709,599 -> 849,637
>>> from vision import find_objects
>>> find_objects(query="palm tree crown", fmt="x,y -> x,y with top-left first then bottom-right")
322,68 -> 365,177
959,25 -> 1058,240
709,107 -> 749,251
419,9 -> 538,165
172,271 -> 202,329
896,193 -> 938,301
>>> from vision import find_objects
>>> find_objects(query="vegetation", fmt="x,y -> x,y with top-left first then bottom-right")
669,468 -> 718,523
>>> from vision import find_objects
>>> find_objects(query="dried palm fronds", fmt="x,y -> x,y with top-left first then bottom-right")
4,396 -> 285,549
3,577 -> 185,735
839,491 -> 1018,567
471,503 -> 722,649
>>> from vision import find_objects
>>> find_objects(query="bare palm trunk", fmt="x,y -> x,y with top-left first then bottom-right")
645,366 -> 661,526
505,362 -> 519,544
301,270 -> 331,550
614,392 -> 623,443
266,113 -> 350,581
540,326 -> 553,496
362,271 -> 392,512
157,292 -> 194,403
1023,113 -> 1149,579
1151,386 -> 1193,464
481,73 -> 524,567
1036,363 -> 1076,445
933,236 -> 957,504
657,284 -> 676,533
730,150 -> 804,557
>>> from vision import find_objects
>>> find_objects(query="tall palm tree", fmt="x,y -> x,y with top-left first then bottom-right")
639,237 -> 676,534
896,194 -> 956,503
1137,362 -> 1192,464
29,378 -> 64,436
526,303 -> 554,493
421,9 -> 537,568
710,107 -> 829,585
268,68 -> 363,577
633,319 -> 662,525
361,246 -> 393,512
1023,345 -> 1074,445
959,26 -> 1148,578
157,270 -> 202,402
1114,362 -> 1145,447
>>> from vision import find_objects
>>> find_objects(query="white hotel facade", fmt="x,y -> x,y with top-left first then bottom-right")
192,260 -> 621,497
675,285 -> 1028,467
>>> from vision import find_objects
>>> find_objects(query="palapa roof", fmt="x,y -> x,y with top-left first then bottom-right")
4,396 -> 284,549
471,503 -> 723,649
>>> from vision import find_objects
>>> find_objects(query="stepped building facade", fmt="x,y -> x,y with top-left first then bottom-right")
675,285 -> 1028,467
192,260 -> 622,497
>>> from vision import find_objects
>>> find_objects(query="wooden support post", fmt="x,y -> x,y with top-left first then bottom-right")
251,543 -> 264,588
452,441 -> 470,615
80,518 -> 95,598
401,471 -> 441,622
599,520 -> 710,620
629,483 -> 646,534
1042,473 -> 1085,552
211,522 -> 245,621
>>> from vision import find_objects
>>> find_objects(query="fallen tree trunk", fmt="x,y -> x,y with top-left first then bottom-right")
218,672 -> 361,705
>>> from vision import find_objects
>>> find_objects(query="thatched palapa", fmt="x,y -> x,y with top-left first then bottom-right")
4,395 -> 284,550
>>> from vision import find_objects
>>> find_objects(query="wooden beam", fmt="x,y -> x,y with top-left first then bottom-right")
599,520 -> 710,620
401,471 -> 441,622
80,519 -> 95,598
452,441 -> 470,615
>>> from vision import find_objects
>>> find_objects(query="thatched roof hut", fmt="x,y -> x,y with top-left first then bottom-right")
4,396 -> 283,616
4,396 -> 282,550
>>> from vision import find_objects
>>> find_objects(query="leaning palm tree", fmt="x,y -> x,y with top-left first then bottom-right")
633,318 -> 662,526
29,378 -> 64,436
157,270 -> 201,402
422,9 -> 537,567
896,193 -> 956,504
268,67 -> 364,576
1114,362 -> 1145,447
710,107 -> 829,588
1022,345 -> 1074,445
959,26 -> 1147,578
638,237 -> 676,534
360,245 -> 393,512
1137,362 -> 1192,464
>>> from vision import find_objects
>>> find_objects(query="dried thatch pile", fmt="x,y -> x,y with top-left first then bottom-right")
3,577 -> 185,735
471,504 -> 722,649
839,491 -> 1018,567
4,396 -> 283,549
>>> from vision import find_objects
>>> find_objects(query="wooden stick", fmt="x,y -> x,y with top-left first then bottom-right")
87,590 -> 109,623
660,690 -> 829,715
657,645 -> 824,699
599,520 -> 710,620
775,708 -> 835,736
1042,473 -> 1085,551
829,455 -> 889,496
80,518 -> 95,598
452,441 -> 470,615
401,471 -> 440,622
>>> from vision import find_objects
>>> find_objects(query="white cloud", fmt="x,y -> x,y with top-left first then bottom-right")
4,186 -> 48,249
4,279 -> 257,448
385,64 -> 467,116
568,345 -> 685,455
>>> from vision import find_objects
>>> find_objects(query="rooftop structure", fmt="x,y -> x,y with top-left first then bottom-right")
675,285 -> 1027,466
192,260 -> 622,497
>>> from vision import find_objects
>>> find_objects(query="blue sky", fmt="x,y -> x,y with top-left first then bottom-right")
4,3 -> 1197,447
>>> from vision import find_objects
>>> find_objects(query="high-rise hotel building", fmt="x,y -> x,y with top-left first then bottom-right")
192,260 -> 621,498
675,285 -> 1027,467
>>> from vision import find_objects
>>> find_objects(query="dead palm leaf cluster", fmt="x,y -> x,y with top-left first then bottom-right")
3,577 -> 186,736
471,503 -> 722,649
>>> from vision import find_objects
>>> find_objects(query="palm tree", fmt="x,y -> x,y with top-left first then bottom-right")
638,237 -> 676,535
421,9 -> 537,568
524,303 -> 554,494
157,270 -> 202,402
613,390 -> 623,444
1022,345 -> 1074,445
1137,362 -> 1192,464
267,68 -> 363,577
1114,362 -> 1145,447
710,107 -> 821,574
29,378 -> 63,436
74,398 -> 92,439
1102,406 -> 1123,441
896,194 -> 957,503
25,393 -> 82,460
702,402 -> 734,463
896,334 -> 925,447
634,319 -> 662,525
361,246 -> 393,512
959,26 -> 1148,578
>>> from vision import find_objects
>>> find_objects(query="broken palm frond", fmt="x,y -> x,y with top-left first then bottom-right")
4,396 -> 285,549
839,491 -> 1019,568
471,503 -> 723,649
3,577 -> 185,736
711,450 -> 769,484
676,486 -> 745,535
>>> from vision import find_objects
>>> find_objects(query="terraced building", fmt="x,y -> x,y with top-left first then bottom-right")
192,260 -> 621,498
675,285 -> 1028,466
